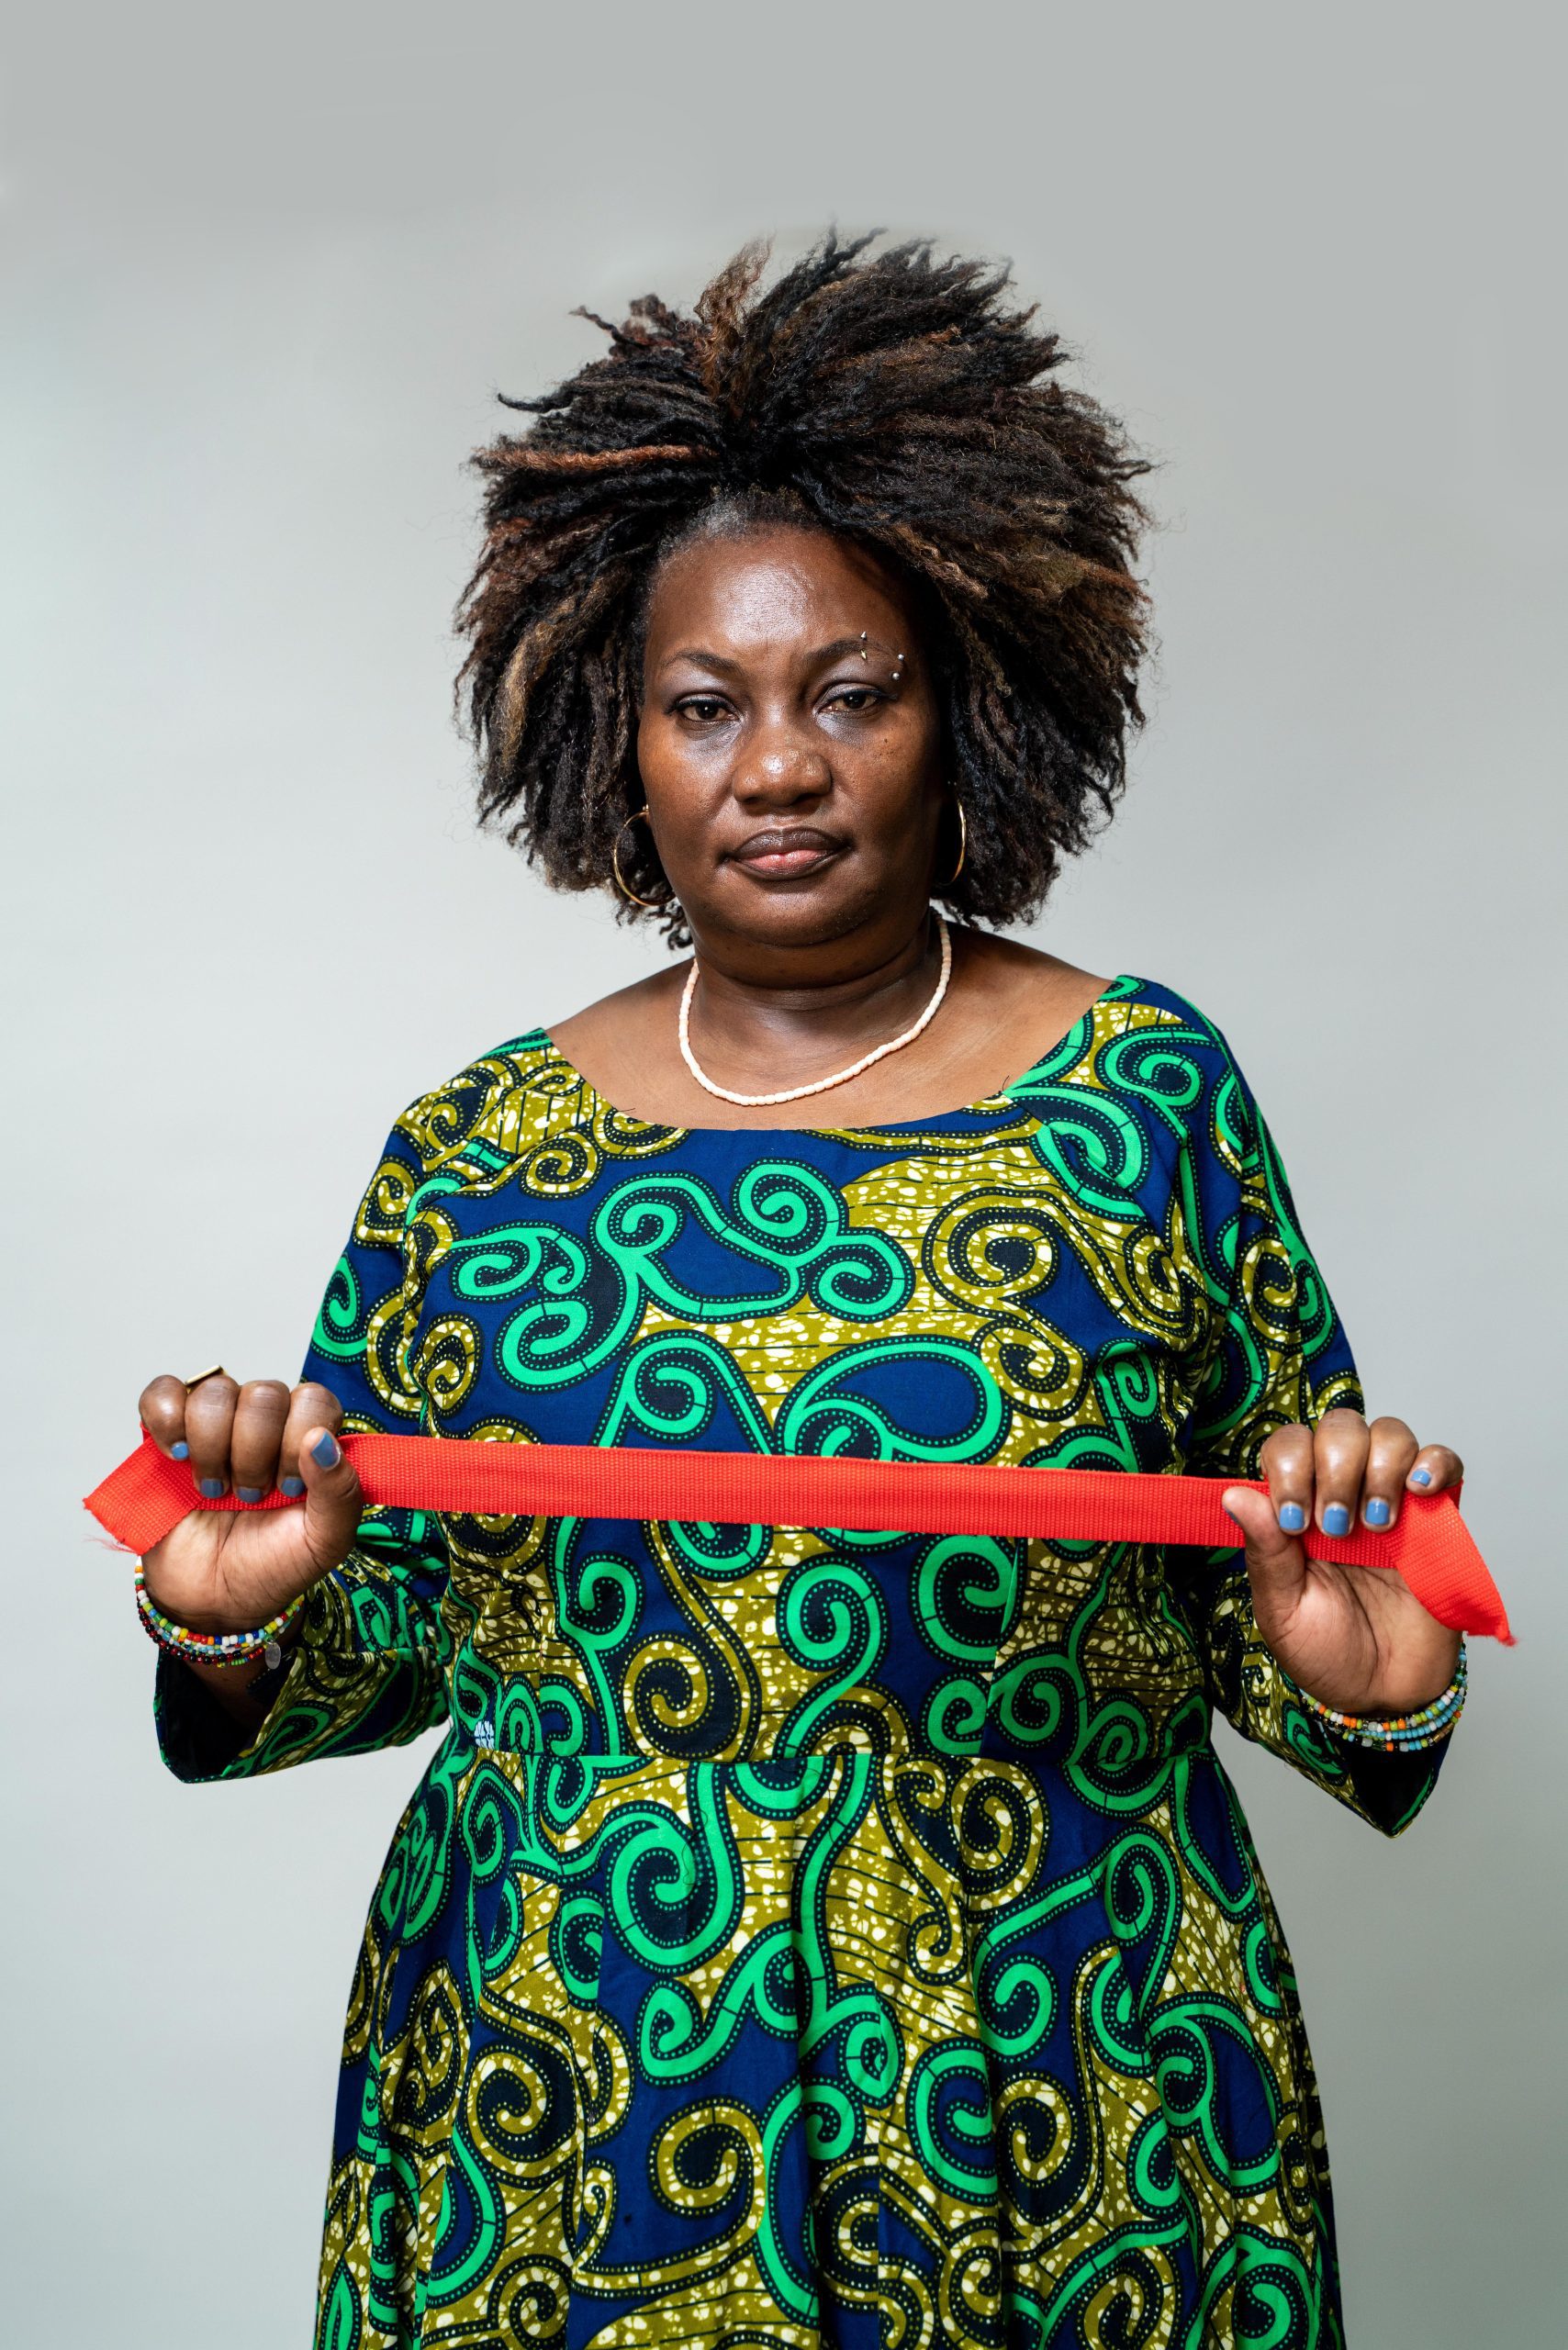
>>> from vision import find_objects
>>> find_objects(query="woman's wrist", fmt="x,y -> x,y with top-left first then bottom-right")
1286,1624 -> 1462,1723
136,1559 -> 308,1666
140,1552 -> 317,1639
1293,1643 -> 1468,1752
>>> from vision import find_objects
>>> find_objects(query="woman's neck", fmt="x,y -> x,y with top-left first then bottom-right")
547,931 -> 1110,1133
683,909 -> 944,1083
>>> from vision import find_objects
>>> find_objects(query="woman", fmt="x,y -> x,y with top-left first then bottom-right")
139,238 -> 1466,2348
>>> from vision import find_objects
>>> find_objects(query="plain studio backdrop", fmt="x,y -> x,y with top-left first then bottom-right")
4,5 -> 1563,2342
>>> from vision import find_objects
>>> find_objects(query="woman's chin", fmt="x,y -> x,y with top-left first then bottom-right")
697,877 -> 900,957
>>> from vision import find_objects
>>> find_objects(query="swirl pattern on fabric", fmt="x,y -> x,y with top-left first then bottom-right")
155,976 -> 1456,2349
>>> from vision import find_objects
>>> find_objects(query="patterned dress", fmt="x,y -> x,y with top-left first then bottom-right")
159,975 -> 1455,2349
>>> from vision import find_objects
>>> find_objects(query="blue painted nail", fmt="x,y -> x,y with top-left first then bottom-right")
1411,1466 -> 1431,1487
280,1475 -> 305,1497
236,1486 -> 263,1504
1364,1496 -> 1391,1528
310,1431 -> 341,1469
1322,1503 -> 1351,1538
1277,1502 -> 1306,1533
196,1477 -> 225,1499
171,1440 -> 189,1460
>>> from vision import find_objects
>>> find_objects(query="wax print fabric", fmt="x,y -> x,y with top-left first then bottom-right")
158,976 -> 1454,2348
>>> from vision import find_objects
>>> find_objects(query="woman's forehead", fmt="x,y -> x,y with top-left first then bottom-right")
644,525 -> 915,656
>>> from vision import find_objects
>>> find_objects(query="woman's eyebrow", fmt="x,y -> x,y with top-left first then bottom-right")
814,633 -> 901,665
657,646 -> 741,676
657,636 -> 901,677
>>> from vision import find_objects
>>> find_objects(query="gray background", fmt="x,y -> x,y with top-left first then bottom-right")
4,4 -> 1563,2340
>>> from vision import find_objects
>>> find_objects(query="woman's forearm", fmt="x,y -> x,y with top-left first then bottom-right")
170,1624 -> 302,1729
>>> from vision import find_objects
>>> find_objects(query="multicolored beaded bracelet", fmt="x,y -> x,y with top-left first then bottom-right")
134,1559 -> 305,1671
1295,1642 -> 1468,1752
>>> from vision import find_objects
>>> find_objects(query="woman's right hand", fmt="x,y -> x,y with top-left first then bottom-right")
137,1374 -> 365,1635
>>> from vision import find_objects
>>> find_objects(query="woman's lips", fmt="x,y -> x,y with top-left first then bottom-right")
728,829 -> 844,878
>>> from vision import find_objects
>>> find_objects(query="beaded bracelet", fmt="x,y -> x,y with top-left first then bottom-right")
134,1559 -> 305,1672
1295,1642 -> 1468,1752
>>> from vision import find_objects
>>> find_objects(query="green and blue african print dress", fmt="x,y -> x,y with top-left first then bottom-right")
159,976 -> 1455,2349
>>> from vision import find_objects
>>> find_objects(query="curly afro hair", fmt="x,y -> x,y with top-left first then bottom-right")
458,232 -> 1150,938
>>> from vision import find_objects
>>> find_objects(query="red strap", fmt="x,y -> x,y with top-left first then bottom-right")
85,1431 -> 1510,1641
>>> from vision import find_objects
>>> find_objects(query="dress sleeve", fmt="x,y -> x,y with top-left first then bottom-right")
156,1112 -> 452,1785
1173,1045 -> 1457,1838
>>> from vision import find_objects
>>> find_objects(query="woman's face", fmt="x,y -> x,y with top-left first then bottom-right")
636,525 -> 946,977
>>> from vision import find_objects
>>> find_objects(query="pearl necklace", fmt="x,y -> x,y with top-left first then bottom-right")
678,914 -> 954,1108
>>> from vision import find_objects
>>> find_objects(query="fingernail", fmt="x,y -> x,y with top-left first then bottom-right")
279,1475 -> 305,1497
1277,1502 -> 1306,1533
236,1486 -> 264,1504
1222,1501 -> 1244,1526
171,1440 -> 189,1460
196,1477 -> 225,1499
1322,1503 -> 1351,1538
1410,1466 -> 1431,1487
310,1431 -> 341,1469
1364,1497 -> 1391,1528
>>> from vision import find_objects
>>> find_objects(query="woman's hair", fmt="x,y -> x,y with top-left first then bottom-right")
459,232 -> 1150,935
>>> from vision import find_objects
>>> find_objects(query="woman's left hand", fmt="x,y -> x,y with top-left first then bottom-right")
1222,1410 -> 1463,1716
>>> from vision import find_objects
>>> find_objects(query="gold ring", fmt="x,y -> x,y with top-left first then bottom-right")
183,1363 -> 229,1392
611,807 -> 667,909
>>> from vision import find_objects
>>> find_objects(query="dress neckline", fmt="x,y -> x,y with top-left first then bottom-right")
541,972 -> 1138,1138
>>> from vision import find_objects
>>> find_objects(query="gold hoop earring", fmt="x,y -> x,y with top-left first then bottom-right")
611,807 -> 666,908
942,796 -> 968,890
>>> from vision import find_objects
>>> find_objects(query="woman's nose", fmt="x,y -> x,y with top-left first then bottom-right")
732,733 -> 832,806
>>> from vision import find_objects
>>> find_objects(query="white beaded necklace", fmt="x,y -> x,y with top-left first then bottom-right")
678,913 -> 953,1109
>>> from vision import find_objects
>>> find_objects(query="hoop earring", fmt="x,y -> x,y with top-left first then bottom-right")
611,807 -> 666,908
942,796 -> 968,890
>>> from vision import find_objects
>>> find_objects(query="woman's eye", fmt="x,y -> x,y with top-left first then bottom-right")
823,686 -> 880,714
675,697 -> 728,724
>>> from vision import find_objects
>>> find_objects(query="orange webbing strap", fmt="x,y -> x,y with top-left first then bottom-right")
84,1430 -> 1512,1641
